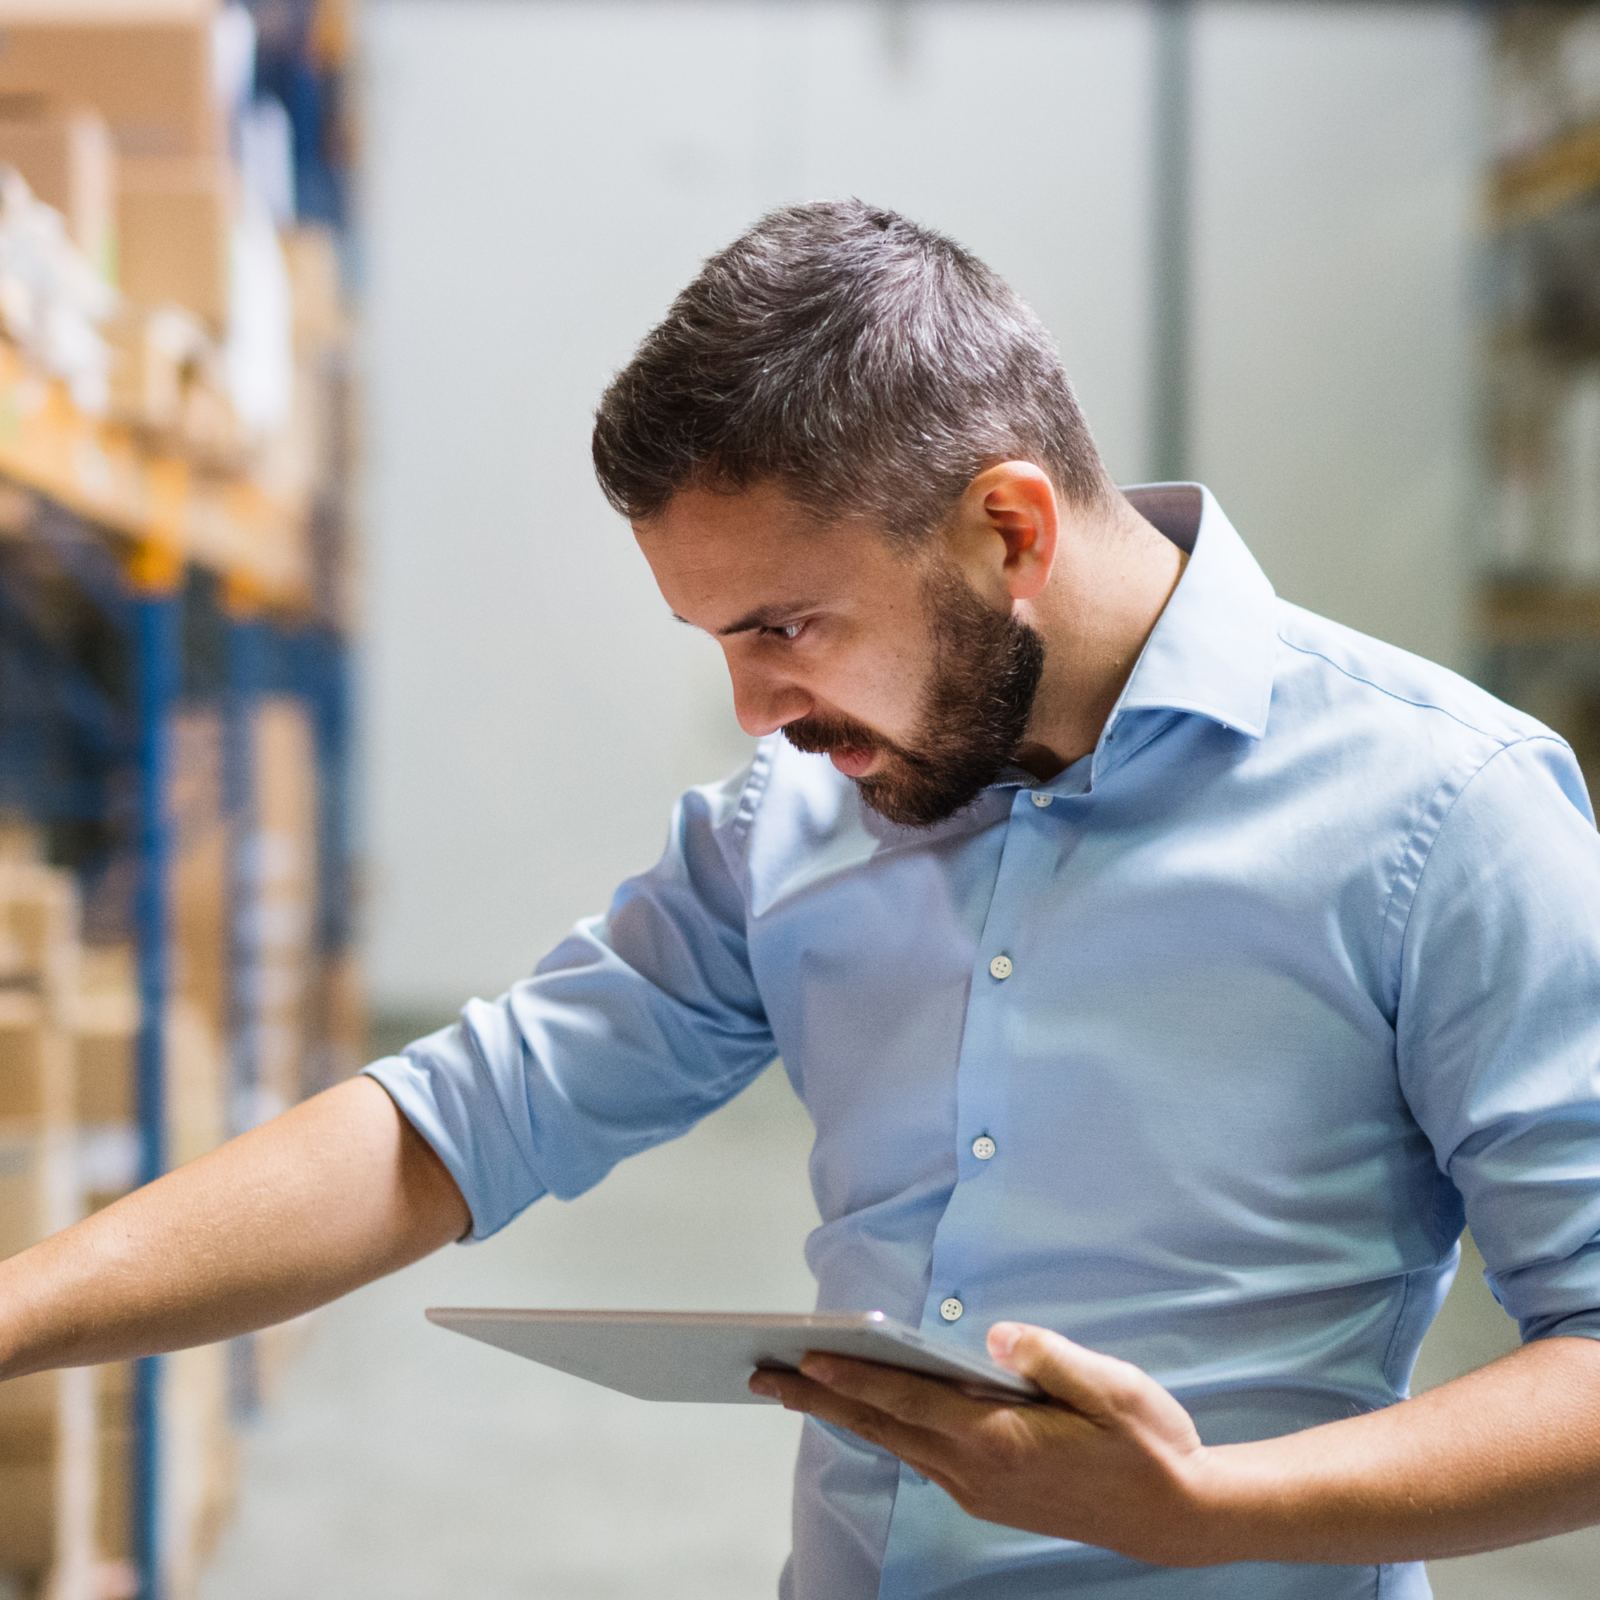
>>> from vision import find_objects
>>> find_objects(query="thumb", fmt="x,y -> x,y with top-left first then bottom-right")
986,1321 -> 1145,1419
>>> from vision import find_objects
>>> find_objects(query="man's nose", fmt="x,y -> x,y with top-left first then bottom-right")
729,661 -> 812,737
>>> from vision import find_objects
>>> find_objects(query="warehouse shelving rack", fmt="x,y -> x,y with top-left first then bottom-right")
1478,15 -> 1600,791
0,353 -> 356,1600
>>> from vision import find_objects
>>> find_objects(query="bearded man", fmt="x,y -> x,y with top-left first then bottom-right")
5,200 -> 1600,1600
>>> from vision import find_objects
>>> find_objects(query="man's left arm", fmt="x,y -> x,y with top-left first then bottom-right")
751,1322 -> 1600,1566
760,733 -> 1600,1564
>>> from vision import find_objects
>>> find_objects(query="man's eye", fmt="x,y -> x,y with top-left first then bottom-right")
763,621 -> 805,641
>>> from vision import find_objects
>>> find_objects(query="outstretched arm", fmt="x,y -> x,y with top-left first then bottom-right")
0,1076 -> 470,1381
754,1323 -> 1600,1567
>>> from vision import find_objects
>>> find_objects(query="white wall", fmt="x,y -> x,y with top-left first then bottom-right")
1190,2 -> 1483,673
361,0 -> 1483,1012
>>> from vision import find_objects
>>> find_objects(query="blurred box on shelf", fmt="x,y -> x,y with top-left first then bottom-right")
0,858 -> 95,1597
248,697 -> 317,1119
0,990 -> 52,1122
0,859 -> 77,1002
167,998 -> 225,1172
282,226 -> 346,350
0,1 -> 223,161
161,1341 -> 237,1600
308,944 -> 366,1094
167,708 -> 228,1171
168,709 -> 227,1029
95,1361 -> 132,1566
94,1348 -> 230,1600
73,943 -> 138,1217
0,818 -> 43,862
0,99 -> 114,279
117,155 -> 233,329
0,1123 -> 73,1259
0,1362 -> 96,1595
105,304 -> 210,434
0,862 -> 77,1139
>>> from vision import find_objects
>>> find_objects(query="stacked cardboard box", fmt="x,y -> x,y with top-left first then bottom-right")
248,699 -> 318,1123
0,1 -> 329,485
0,1 -> 232,324
71,944 -> 141,1600
0,3 -> 224,161
0,849 -> 97,1600
0,688 -> 329,1598
0,100 -> 115,279
242,697 -> 325,1402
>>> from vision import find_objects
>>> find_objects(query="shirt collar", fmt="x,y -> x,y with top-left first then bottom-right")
1094,484 -> 1277,771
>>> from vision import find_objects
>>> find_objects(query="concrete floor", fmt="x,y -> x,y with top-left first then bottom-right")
200,1040 -> 1600,1600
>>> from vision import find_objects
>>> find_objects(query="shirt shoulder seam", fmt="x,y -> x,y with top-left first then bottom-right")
1382,734 -> 1572,1016
1275,630 -> 1513,746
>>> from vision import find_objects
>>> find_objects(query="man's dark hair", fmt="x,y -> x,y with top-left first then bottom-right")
592,199 -> 1110,542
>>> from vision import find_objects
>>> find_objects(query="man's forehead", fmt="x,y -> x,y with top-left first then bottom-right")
633,480 -> 827,542
633,483 -> 915,630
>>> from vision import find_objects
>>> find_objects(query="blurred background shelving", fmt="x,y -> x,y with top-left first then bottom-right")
1482,3 -> 1600,789
0,4 -> 358,1600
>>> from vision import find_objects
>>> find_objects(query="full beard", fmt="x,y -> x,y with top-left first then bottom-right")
781,561 -> 1047,828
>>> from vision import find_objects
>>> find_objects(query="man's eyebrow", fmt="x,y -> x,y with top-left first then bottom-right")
671,604 -> 818,638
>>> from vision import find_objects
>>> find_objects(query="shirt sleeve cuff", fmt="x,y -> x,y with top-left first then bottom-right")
362,1054 -> 548,1242
1522,1310 -> 1600,1344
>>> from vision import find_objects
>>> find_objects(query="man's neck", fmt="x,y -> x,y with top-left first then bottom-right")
1013,494 -> 1188,780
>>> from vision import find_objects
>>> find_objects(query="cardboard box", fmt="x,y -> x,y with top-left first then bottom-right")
161,1341 -> 236,1600
249,698 -> 318,1117
0,990 -> 48,1121
0,861 -> 77,1001
282,226 -> 347,350
0,1126 -> 77,1261
105,303 -> 210,430
0,3 -> 222,160
0,100 -> 114,276
95,1362 -> 132,1562
0,1364 -> 98,1591
117,155 -> 232,327
73,961 -> 137,1128
73,998 -> 136,1126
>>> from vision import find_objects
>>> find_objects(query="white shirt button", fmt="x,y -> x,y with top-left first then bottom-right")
1031,792 -> 1052,808
971,1135 -> 996,1161
939,1297 -> 964,1322
989,954 -> 1013,980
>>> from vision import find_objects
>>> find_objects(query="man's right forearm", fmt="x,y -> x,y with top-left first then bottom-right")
0,1075 -> 471,1380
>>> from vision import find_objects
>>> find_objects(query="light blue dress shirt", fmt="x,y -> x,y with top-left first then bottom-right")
368,485 -> 1600,1600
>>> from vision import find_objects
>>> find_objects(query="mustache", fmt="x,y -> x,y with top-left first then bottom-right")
780,716 -> 882,757
782,715 -> 945,784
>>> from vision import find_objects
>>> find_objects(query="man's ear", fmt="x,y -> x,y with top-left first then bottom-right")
948,462 -> 1059,604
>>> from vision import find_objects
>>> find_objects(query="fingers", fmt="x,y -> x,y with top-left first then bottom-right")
795,1353 -> 999,1434
989,1323 -> 1204,1456
748,1363 -> 949,1473
988,1322 -> 1149,1421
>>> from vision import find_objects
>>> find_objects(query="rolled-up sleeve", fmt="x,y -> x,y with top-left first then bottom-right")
364,769 -> 776,1240
1396,735 -> 1600,1343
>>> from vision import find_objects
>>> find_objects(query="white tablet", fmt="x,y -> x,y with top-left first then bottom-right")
426,1307 -> 1042,1405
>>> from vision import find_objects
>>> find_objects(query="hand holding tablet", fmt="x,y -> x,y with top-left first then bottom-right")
427,1307 -> 1043,1405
